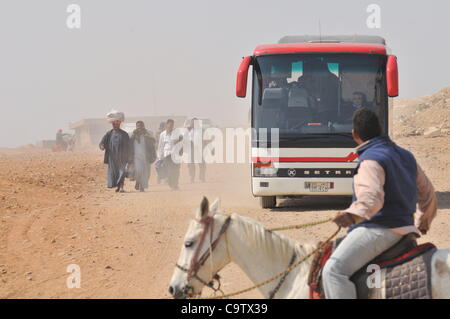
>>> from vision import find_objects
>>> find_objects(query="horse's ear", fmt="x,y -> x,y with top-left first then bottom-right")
197,197 -> 209,219
210,198 -> 221,213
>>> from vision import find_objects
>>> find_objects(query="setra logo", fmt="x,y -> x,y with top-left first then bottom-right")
287,169 -> 297,177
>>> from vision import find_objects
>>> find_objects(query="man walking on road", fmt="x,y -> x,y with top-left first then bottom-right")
99,117 -> 130,193
155,121 -> 167,184
185,118 -> 207,183
129,121 -> 157,192
157,119 -> 183,190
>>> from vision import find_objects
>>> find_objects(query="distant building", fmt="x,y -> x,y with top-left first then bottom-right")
69,115 -> 187,147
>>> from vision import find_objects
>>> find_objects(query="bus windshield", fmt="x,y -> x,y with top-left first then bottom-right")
252,54 -> 388,142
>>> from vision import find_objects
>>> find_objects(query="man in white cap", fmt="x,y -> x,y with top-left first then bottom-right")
99,118 -> 130,192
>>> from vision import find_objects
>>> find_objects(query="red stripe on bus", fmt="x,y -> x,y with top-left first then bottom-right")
252,152 -> 358,163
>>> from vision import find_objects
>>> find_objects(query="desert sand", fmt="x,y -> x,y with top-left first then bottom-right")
0,93 -> 449,299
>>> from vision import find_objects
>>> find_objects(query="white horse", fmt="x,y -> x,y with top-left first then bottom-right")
169,197 -> 450,299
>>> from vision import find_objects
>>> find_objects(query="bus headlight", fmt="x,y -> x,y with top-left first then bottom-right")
253,166 -> 278,177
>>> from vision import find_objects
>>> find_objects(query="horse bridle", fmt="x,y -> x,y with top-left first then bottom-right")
176,214 -> 232,296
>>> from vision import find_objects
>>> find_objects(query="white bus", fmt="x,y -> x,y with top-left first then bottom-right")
236,35 -> 399,208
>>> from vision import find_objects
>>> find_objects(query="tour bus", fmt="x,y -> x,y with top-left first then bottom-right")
236,35 -> 399,208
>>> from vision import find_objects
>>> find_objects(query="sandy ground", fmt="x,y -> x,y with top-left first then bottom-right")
0,136 -> 449,299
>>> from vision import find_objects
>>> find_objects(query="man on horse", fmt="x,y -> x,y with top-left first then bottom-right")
322,108 -> 438,299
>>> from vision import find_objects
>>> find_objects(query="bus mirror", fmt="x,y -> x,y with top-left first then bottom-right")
236,56 -> 252,98
387,55 -> 399,97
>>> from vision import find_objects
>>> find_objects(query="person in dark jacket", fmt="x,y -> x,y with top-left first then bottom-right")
129,121 -> 157,192
55,129 -> 69,151
322,108 -> 437,299
99,120 -> 130,192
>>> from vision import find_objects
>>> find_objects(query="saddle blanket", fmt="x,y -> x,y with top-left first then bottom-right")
308,241 -> 437,299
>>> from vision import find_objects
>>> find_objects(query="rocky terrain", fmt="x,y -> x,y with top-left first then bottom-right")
394,87 -> 450,138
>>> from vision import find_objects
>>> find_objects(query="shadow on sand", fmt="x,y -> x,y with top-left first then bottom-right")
269,192 -> 450,213
270,196 -> 352,213
436,192 -> 450,210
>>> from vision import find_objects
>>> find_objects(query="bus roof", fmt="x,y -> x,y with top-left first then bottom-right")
253,43 -> 387,56
254,35 -> 387,56
278,35 -> 386,45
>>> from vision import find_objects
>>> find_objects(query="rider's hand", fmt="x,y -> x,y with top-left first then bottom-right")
99,144 -> 105,151
332,211 -> 356,228
418,225 -> 428,235
417,220 -> 430,235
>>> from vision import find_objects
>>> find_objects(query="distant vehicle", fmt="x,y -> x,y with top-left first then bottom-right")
236,35 -> 399,208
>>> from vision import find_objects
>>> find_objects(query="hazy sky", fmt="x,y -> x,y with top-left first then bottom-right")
0,0 -> 449,147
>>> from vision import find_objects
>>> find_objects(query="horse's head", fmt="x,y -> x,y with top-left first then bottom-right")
168,197 -> 231,299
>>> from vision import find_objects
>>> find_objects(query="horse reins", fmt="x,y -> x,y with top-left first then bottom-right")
268,251 -> 297,299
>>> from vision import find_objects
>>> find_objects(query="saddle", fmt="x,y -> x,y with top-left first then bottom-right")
308,233 -> 437,299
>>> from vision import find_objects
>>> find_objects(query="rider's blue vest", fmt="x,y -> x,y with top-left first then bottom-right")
349,136 -> 417,232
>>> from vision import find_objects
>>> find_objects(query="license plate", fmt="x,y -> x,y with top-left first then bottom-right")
305,182 -> 331,192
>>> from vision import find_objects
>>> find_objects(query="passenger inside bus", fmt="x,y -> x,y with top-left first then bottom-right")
338,92 -> 371,122
267,77 -> 289,89
351,91 -> 367,108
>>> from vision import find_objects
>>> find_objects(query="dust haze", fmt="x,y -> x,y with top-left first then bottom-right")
1,0 -> 450,147
0,0 -> 450,299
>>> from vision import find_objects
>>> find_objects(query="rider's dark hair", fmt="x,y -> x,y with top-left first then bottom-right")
166,119 -> 174,124
352,108 -> 382,141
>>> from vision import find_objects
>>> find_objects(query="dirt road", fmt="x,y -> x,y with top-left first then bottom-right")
0,136 -> 449,299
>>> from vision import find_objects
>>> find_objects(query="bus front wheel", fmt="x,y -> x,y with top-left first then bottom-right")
260,196 -> 276,209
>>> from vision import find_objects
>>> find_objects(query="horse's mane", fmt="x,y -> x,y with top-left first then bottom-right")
228,213 -> 316,262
